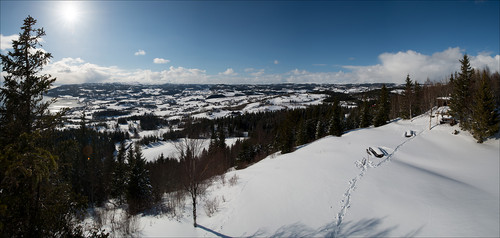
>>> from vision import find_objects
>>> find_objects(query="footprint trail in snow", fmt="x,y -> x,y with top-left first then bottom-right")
332,128 -> 424,237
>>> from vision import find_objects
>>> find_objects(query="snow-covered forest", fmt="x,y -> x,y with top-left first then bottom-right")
1,16 -> 499,238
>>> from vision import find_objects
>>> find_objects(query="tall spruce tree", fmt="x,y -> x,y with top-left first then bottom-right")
112,141 -> 129,204
402,74 -> 413,119
450,54 -> 474,130
373,84 -> 391,127
471,71 -> 499,143
0,16 -> 79,237
413,81 -> 422,117
328,99 -> 343,136
359,98 -> 371,128
127,144 -> 153,215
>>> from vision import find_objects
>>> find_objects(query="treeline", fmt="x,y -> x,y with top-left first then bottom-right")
448,55 -> 500,142
1,16 -> 499,237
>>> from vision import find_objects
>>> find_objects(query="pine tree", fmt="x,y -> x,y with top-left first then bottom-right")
359,98 -> 371,128
472,71 -> 499,143
112,141 -> 129,204
217,123 -> 226,149
402,74 -> 413,119
0,16 -> 78,236
373,84 -> 391,127
277,114 -> 296,154
413,81 -> 422,117
450,54 -> 474,130
127,144 -> 153,214
0,17 -> 67,146
328,99 -> 343,136
314,120 -> 324,140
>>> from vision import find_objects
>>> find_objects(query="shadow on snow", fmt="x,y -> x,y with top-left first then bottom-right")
245,217 -> 423,238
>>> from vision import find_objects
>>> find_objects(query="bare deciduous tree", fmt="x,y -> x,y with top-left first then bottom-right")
175,138 -> 212,227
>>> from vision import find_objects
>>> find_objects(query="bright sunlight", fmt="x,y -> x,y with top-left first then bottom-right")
59,1 -> 80,26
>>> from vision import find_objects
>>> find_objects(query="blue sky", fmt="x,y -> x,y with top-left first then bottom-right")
1,0 -> 499,84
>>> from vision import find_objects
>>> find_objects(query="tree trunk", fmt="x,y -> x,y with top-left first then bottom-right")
192,193 -> 197,227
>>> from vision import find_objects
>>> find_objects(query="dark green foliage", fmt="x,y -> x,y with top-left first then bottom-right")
450,54 -> 475,130
413,81 -> 422,117
112,142 -> 129,204
93,109 -> 130,119
138,134 -> 162,145
359,99 -> 372,128
277,113 -> 297,154
127,144 -> 153,215
0,16 -> 63,146
472,71 -> 499,143
402,74 -> 413,119
138,113 -> 168,130
216,123 -> 227,149
147,154 -> 182,203
328,99 -> 343,136
0,16 -> 85,237
373,84 -> 391,127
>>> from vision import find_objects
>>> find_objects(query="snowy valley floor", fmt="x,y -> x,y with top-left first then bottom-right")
118,112 -> 499,237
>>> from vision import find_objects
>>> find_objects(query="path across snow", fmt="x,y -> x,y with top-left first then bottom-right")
133,110 -> 499,237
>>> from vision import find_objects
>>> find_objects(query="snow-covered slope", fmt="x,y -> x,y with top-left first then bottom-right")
137,112 -> 499,237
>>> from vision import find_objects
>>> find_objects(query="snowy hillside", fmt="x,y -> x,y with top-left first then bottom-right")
116,111 -> 499,237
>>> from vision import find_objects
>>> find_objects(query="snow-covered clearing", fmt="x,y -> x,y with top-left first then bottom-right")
115,110 -> 500,237
141,137 -> 246,162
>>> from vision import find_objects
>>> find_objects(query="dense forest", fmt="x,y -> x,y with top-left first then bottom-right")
1,16 -> 499,236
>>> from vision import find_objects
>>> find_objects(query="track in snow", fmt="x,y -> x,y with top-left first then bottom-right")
332,127 -> 425,237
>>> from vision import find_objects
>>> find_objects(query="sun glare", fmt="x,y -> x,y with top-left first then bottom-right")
59,2 -> 80,25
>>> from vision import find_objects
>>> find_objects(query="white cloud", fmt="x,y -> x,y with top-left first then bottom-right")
43,57 -> 207,84
274,60 -> 279,65
38,48 -> 499,85
134,49 -> 146,56
219,68 -> 237,76
470,53 -> 500,72
250,69 -> 265,77
153,58 -> 170,64
342,47 -> 499,83
1,34 -> 18,51
158,66 -> 208,83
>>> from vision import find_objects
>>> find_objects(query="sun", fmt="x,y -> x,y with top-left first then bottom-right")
59,2 -> 80,25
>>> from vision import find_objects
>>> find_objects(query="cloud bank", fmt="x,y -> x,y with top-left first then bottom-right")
21,47 -> 500,85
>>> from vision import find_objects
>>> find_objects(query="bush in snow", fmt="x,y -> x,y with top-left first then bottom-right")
204,196 -> 220,217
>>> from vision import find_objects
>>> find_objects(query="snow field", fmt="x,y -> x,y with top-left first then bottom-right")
121,109 -> 498,237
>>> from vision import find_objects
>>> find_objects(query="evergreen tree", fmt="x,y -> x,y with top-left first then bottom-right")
373,84 -> 391,127
450,54 -> 475,130
0,16 -> 81,237
277,114 -> 296,154
472,71 -> 499,143
0,16 -> 62,146
402,74 -> 413,119
127,144 -> 153,214
413,81 -> 422,117
314,120 -> 324,140
112,141 -> 129,204
359,98 -> 372,128
217,123 -> 226,149
296,119 -> 308,145
328,99 -> 343,136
